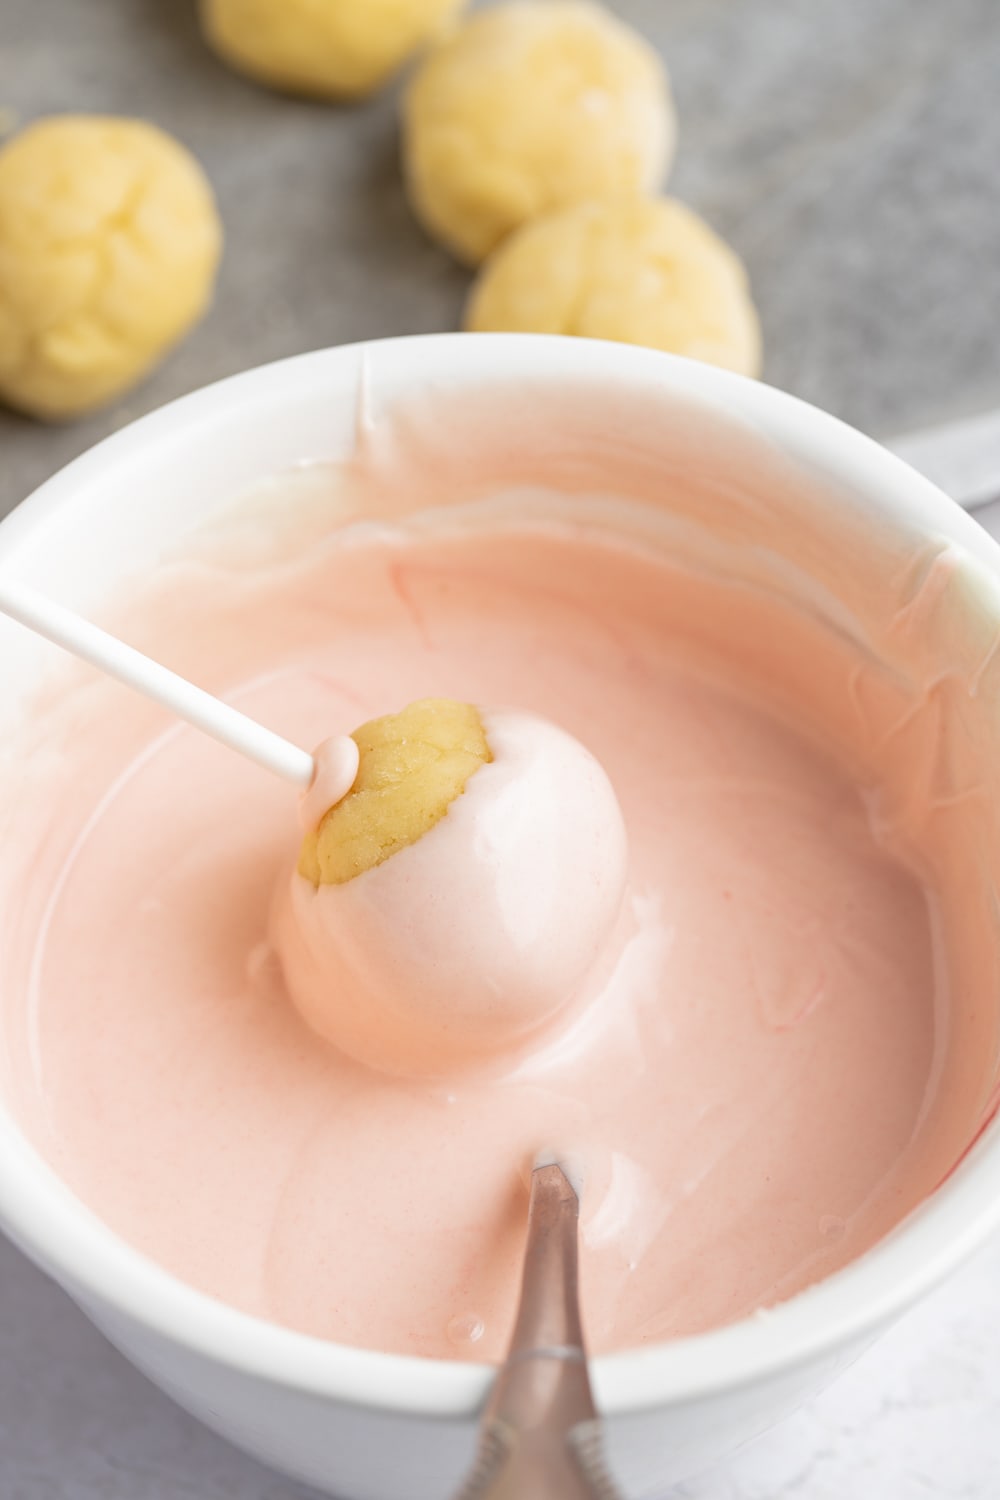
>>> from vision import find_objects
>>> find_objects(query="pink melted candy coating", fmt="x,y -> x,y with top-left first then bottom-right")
299,734 -> 360,833
2,379 -> 1000,1363
273,710 -> 629,1074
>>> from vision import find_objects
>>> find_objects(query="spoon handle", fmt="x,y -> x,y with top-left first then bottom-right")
454,1164 -> 624,1500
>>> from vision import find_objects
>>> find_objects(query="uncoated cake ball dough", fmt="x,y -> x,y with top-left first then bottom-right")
403,0 -> 676,265
0,116 -> 222,422
466,196 -> 763,377
200,0 -> 467,101
299,699 -> 492,887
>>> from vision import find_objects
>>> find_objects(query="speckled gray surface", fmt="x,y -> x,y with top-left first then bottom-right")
2,2 -> 1000,1496
2,0 -> 1000,520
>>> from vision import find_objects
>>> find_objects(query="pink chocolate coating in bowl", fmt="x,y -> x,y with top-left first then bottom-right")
1,448 -> 994,1368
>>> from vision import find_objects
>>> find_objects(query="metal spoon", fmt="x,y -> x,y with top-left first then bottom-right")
454,1162 -> 623,1500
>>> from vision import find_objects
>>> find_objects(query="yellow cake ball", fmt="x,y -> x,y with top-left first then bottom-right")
299,699 -> 492,886
0,116 -> 222,422
200,0 -> 466,101
403,0 -> 676,265
465,196 -> 762,376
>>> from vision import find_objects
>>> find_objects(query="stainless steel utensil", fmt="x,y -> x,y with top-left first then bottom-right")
455,1162 -> 623,1500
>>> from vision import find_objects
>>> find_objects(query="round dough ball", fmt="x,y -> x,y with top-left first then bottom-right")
200,0 -> 466,101
276,705 -> 628,1075
403,0 -> 675,265
465,196 -> 763,376
0,116 -> 222,422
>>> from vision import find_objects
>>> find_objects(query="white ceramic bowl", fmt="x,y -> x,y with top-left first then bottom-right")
2,335 -> 1000,1500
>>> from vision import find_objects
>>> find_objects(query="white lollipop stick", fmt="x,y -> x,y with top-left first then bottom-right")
0,578 -> 315,789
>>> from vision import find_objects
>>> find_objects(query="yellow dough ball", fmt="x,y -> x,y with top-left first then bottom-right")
465,196 -> 763,376
0,116 -> 222,422
299,699 -> 492,886
200,0 -> 466,101
403,0 -> 675,265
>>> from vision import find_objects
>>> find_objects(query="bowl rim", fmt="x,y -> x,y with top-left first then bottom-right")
3,331 -> 1000,1418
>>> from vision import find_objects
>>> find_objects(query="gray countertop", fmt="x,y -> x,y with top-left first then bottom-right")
2,2 -> 1000,1496
3,0 -> 1000,519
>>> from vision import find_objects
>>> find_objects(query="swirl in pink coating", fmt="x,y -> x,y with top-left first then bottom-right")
271,709 -> 629,1075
